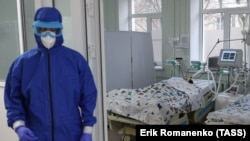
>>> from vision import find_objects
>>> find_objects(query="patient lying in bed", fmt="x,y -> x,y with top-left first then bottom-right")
206,94 -> 250,125
106,77 -> 214,125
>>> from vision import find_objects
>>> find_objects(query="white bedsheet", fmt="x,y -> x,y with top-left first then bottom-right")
206,94 -> 250,125
106,77 -> 214,125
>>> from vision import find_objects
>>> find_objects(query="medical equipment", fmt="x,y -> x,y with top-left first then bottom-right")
218,49 -> 243,68
166,59 -> 180,65
190,61 -> 202,70
205,49 -> 249,125
208,56 -> 220,70
190,47 -> 247,102
165,60 -> 184,77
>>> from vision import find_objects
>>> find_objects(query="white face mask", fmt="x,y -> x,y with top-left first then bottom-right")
40,31 -> 56,49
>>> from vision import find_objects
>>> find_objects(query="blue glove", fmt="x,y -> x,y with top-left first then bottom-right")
15,126 -> 38,141
80,133 -> 92,141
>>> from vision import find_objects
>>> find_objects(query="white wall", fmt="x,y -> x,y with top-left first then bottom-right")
0,87 -> 18,141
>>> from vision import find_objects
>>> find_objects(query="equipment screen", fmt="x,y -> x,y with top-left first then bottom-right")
220,50 -> 236,62
218,49 -> 242,68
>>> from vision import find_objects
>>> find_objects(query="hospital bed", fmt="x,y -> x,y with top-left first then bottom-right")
106,77 -> 215,128
205,93 -> 250,125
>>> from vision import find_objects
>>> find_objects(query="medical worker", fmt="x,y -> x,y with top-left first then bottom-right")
4,7 -> 97,141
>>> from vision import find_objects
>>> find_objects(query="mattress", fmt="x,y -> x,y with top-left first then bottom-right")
206,94 -> 250,125
106,77 -> 215,125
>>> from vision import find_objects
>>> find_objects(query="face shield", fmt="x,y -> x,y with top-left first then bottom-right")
33,21 -> 63,38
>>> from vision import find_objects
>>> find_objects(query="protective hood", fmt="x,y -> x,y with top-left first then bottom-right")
33,7 -> 64,49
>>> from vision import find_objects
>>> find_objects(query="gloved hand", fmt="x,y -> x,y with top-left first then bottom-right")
15,125 -> 38,141
80,133 -> 92,141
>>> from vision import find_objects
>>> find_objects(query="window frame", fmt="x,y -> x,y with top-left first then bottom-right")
199,1 -> 250,66
129,0 -> 163,66
0,0 -> 24,85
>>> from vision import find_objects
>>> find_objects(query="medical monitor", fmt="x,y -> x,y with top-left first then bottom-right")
208,56 -> 219,71
218,49 -> 243,68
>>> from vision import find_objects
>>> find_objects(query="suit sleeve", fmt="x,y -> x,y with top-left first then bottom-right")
4,59 -> 26,128
78,58 -> 97,126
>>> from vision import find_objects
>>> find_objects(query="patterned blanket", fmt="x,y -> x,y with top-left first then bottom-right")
206,94 -> 250,125
106,77 -> 214,124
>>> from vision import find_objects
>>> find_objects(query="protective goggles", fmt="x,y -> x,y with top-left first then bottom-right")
33,21 -> 63,37
34,28 -> 61,38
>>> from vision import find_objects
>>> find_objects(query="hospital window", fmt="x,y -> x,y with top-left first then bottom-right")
231,15 -> 236,27
0,0 -> 35,83
0,0 -> 20,82
201,0 -> 250,68
216,17 -> 224,30
130,0 -> 162,66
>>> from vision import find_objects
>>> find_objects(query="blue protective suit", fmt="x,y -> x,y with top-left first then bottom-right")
4,7 -> 97,141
